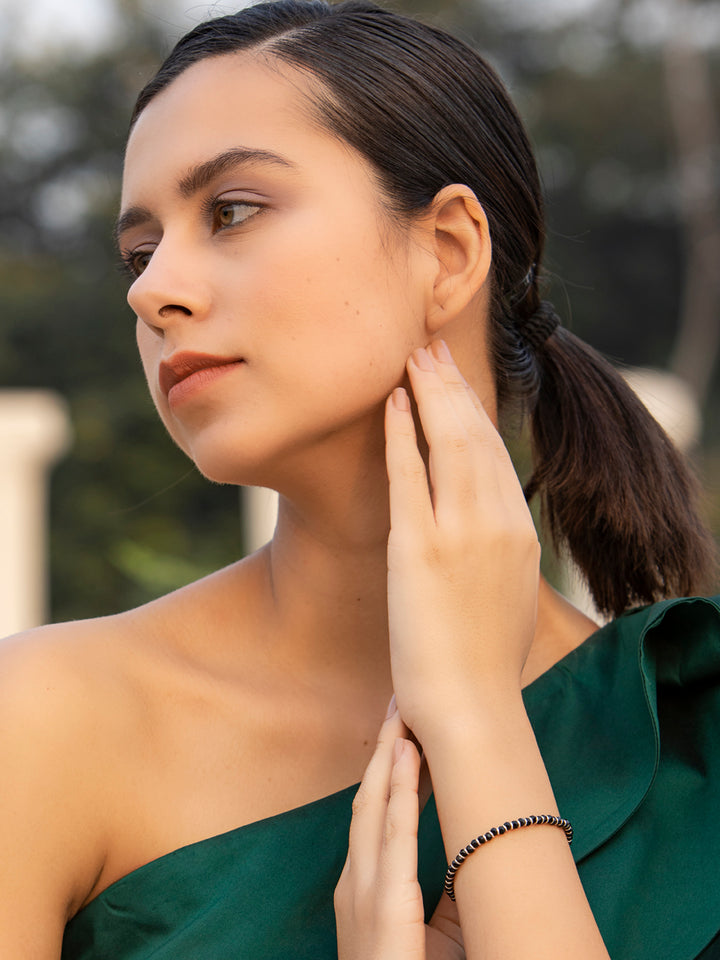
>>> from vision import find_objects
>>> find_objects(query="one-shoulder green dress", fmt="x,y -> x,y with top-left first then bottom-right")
61,596 -> 720,959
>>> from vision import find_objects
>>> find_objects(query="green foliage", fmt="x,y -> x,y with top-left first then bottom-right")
0,7 -> 245,620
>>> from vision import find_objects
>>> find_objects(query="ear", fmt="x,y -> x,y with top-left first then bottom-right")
423,185 -> 492,334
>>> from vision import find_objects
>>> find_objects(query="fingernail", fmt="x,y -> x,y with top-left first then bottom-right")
385,694 -> 397,719
393,738 -> 406,764
430,339 -> 453,363
391,388 -> 410,412
411,347 -> 434,372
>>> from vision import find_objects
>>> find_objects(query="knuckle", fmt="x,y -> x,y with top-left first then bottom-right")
383,817 -> 398,846
454,482 -> 478,512
397,460 -> 428,485
466,421 -> 485,442
420,541 -> 442,567
351,790 -> 368,818
443,432 -> 470,455
445,378 -> 468,401
483,513 -> 540,558
394,419 -> 418,441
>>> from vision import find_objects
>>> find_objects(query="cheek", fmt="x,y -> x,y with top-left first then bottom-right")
305,257 -> 426,397
135,319 -> 187,446
135,319 -> 159,392
135,316 -> 150,356
234,216 -> 425,366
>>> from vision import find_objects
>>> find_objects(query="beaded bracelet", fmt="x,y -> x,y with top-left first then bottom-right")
444,815 -> 573,901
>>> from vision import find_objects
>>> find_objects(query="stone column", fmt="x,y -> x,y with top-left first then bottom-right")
0,391 -> 72,637
243,486 -> 278,554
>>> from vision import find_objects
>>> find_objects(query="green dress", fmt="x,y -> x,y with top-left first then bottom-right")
61,596 -> 720,959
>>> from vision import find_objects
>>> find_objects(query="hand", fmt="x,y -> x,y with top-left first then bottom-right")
335,705 -> 465,960
374,344 -> 610,960
384,341 -> 540,743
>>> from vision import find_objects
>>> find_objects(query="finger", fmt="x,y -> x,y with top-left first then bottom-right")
407,348 -> 499,520
385,388 -> 434,540
379,739 -> 421,888
346,706 -> 410,887
427,340 -> 499,442
427,340 -> 526,498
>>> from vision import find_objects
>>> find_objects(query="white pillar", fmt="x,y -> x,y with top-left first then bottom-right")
243,486 -> 278,554
622,367 -> 701,452
0,391 -> 72,638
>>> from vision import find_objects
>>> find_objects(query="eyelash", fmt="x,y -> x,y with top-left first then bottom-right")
118,249 -> 150,281
201,196 -> 265,230
118,197 -> 265,281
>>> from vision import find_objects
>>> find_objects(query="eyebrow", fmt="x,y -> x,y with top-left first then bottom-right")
114,146 -> 296,247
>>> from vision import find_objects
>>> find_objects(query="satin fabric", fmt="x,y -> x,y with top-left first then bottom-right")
62,596 -> 720,959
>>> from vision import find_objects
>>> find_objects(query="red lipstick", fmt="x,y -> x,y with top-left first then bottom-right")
159,351 -> 245,406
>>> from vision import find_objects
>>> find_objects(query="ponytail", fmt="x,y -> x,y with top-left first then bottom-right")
520,311 -> 717,617
137,0 -> 716,616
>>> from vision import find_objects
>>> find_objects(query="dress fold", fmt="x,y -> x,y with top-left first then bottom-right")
62,596 -> 720,960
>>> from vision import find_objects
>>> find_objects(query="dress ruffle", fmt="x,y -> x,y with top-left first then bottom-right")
63,597 -> 720,959
524,596 -> 720,959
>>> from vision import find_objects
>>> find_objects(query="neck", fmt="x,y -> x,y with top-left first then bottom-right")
251,425 -> 396,701
240,401 -> 596,706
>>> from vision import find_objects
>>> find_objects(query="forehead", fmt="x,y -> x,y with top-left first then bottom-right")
122,52 -> 363,200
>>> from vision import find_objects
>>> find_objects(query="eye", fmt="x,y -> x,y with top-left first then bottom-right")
213,200 -> 262,230
119,247 -> 155,280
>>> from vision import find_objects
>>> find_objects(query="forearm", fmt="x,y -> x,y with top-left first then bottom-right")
424,696 -> 610,960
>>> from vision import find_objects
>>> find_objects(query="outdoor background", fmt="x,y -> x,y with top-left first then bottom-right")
1,0 -> 718,622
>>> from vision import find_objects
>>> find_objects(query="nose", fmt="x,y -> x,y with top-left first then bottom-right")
128,241 -> 211,333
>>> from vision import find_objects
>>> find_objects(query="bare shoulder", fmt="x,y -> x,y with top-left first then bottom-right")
0,613 -> 145,735
0,556 -> 267,956
0,614 -> 142,956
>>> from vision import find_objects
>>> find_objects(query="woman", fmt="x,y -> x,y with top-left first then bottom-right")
0,1 -> 717,957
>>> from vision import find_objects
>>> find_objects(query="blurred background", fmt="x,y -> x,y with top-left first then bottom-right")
0,0 -> 718,633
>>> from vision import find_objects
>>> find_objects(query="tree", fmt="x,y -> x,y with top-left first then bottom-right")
1,0 -> 717,621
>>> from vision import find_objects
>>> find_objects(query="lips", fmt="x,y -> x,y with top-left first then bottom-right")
159,351 -> 244,399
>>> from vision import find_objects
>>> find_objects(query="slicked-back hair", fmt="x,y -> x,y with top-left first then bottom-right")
132,0 -> 717,615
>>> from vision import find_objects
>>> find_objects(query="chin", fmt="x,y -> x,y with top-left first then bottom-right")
185,430 -> 307,490
167,399 -> 386,491
162,413 -> 274,486
189,447 -> 277,488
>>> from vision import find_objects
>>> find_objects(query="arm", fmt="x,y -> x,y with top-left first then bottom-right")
336,341 -> 610,959
0,632 -> 107,958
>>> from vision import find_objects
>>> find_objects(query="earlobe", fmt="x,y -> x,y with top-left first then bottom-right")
424,185 -> 492,333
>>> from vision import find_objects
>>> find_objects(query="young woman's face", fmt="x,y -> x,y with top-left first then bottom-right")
119,53 -> 433,487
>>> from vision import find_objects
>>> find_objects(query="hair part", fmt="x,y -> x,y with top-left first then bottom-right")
132,0 -> 717,615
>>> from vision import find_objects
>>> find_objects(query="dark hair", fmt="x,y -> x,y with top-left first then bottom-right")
132,0 -> 716,616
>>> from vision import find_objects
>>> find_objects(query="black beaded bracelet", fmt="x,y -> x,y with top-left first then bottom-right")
444,815 -> 573,901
